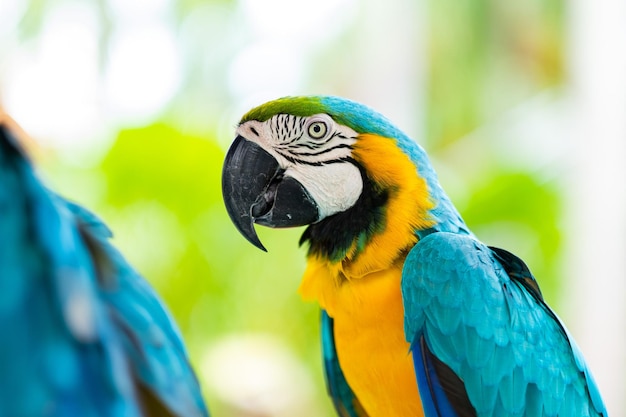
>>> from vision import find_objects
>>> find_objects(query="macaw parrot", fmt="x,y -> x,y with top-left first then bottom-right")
0,119 -> 209,417
221,96 -> 607,417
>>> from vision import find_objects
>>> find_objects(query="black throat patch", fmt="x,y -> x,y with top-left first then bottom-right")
299,162 -> 389,262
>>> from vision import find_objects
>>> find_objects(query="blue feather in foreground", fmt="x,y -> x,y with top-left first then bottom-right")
0,120 -> 209,417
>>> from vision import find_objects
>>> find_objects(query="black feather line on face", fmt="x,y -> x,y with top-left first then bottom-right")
299,163 -> 389,262
289,143 -> 353,157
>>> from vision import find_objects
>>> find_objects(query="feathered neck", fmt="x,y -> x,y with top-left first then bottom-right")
300,133 -> 439,279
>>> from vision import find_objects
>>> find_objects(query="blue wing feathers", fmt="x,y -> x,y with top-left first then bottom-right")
0,123 -> 208,416
412,337 -> 463,417
402,231 -> 607,417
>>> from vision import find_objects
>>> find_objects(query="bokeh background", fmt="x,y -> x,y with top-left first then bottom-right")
1,0 -> 624,415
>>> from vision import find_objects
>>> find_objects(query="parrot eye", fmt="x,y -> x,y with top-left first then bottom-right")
307,118 -> 330,140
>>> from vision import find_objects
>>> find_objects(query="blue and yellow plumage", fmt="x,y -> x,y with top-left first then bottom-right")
222,95 -> 607,416
0,118 -> 209,416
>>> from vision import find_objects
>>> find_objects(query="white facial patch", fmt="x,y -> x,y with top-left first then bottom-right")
237,114 -> 364,221
287,162 -> 362,220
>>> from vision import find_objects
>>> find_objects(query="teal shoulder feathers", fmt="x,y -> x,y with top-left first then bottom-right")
402,232 -> 606,416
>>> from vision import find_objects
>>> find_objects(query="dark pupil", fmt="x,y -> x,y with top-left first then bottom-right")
313,125 -> 321,133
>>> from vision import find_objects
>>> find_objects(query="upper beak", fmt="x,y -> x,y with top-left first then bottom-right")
221,135 -> 319,251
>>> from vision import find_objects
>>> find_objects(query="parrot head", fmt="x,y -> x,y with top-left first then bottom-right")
222,96 -> 466,264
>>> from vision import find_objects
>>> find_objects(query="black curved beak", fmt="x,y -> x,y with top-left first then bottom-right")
221,135 -> 319,251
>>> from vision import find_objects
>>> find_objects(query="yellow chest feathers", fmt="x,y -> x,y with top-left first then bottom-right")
299,257 -> 424,417
297,133 -> 433,416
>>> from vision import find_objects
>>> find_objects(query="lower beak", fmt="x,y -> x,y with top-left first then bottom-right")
221,135 -> 319,251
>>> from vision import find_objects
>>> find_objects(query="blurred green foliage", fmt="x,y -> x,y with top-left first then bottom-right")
427,0 -> 564,146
